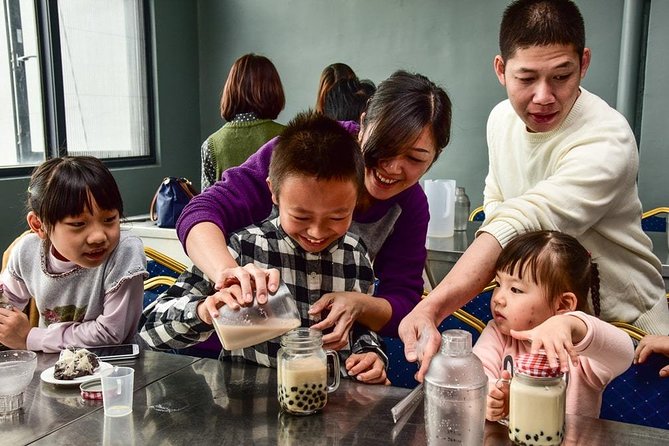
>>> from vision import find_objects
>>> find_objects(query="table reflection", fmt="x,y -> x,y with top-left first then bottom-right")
16,353 -> 669,446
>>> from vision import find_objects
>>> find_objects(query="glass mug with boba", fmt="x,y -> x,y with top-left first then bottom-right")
277,328 -> 340,415
508,352 -> 567,446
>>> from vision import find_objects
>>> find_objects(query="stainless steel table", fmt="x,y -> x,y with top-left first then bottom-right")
426,221 -> 669,290
3,350 -> 200,445
28,355 -> 669,445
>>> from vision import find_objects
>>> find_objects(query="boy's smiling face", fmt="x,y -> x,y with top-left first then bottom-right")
271,174 -> 357,253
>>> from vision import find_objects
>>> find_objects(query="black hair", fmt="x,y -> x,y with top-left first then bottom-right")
269,111 -> 364,198
315,63 -> 357,113
499,0 -> 585,61
27,156 -> 124,232
361,70 -> 451,167
323,78 -> 370,123
495,230 -> 600,316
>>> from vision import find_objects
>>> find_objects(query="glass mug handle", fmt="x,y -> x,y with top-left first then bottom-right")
325,349 -> 340,392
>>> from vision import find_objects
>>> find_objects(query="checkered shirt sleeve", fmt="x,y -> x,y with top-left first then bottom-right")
138,266 -> 217,350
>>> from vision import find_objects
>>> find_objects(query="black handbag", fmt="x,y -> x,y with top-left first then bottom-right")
149,177 -> 199,228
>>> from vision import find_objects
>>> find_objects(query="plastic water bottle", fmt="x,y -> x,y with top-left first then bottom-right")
424,329 -> 487,445
454,187 -> 470,231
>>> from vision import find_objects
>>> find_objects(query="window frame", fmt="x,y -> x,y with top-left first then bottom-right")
0,0 -> 156,178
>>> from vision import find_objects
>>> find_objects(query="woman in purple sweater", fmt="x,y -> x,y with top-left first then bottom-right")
177,70 -> 452,344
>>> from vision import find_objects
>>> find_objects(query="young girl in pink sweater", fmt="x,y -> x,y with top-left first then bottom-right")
472,230 -> 634,420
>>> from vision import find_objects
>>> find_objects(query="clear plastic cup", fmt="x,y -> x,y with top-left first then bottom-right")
211,281 -> 301,350
101,366 -> 134,417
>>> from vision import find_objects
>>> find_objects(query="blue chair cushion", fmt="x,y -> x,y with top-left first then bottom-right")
147,259 -> 181,279
472,210 -> 485,222
460,289 -> 493,325
641,215 -> 667,232
600,353 -> 669,429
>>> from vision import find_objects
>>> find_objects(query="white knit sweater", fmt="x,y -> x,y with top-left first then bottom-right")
481,88 -> 669,335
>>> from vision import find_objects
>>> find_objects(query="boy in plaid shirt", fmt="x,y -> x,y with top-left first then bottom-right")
140,111 -> 388,384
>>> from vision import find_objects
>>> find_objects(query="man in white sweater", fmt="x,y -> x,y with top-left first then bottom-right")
400,0 -> 669,381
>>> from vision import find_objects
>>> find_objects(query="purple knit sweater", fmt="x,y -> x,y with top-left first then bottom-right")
177,121 -> 429,336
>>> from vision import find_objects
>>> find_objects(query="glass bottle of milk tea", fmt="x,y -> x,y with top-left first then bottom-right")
277,328 -> 340,415
509,352 -> 566,446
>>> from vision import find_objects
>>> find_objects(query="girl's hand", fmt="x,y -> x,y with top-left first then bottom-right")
486,370 -> 511,421
635,335 -> 669,378
511,314 -> 586,373
0,307 -> 30,349
345,352 -> 390,385
310,292 -> 364,351
196,284 -> 244,325
212,264 -> 280,306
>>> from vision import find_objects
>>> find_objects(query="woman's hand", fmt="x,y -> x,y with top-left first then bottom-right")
0,307 -> 30,349
511,314 -> 587,373
486,370 -> 511,421
345,352 -> 390,385
309,292 -> 365,351
211,264 -> 281,306
635,334 -> 669,378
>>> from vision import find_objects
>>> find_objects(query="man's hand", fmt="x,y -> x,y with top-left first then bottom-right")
398,305 -> 441,382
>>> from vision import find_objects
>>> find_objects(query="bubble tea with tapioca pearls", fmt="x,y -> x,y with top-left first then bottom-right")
277,328 -> 340,415
508,352 -> 566,446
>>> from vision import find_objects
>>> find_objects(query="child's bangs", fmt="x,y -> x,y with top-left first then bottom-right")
497,253 -> 543,285
42,166 -> 122,224
497,242 -> 566,303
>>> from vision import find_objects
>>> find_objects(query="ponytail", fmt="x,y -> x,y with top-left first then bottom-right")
590,262 -> 601,317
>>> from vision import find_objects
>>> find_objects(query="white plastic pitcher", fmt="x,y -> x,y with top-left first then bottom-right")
424,179 -> 456,238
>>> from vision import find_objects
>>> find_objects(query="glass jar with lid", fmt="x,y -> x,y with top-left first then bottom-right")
508,352 -> 566,446
277,328 -> 340,415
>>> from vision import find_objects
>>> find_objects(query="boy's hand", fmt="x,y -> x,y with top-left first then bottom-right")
635,335 -> 669,378
0,307 -> 30,349
345,352 -> 390,385
511,314 -> 586,373
213,264 -> 280,306
310,292 -> 363,351
486,370 -> 511,421
196,284 -> 244,325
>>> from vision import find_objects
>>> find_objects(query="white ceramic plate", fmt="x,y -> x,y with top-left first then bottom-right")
40,361 -> 113,386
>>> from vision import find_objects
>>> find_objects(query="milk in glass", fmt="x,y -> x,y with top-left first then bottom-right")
508,353 -> 566,446
277,328 -> 339,415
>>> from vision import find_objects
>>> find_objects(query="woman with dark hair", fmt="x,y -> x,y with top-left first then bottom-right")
323,78 -> 370,123
201,53 -> 286,189
315,62 -> 357,114
177,70 -> 452,349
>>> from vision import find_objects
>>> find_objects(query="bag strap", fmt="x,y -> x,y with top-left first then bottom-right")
149,178 -> 169,222
177,177 -> 199,199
